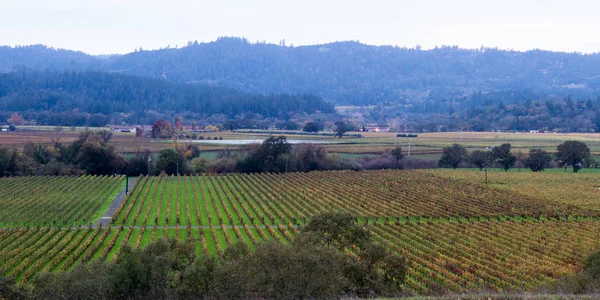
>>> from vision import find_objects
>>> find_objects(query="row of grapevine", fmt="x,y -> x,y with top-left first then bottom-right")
1,219 -> 599,292
427,169 -> 600,211
371,219 -> 600,294
112,171 -> 594,227
0,175 -> 124,227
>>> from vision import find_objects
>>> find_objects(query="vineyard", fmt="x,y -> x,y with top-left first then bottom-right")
0,175 -> 124,227
111,171 -> 597,228
427,169 -> 600,211
1,170 -> 600,295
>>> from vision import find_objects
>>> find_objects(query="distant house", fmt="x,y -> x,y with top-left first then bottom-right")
529,130 -> 540,133
364,124 -> 390,132
0,128 -> 7,132
111,126 -> 137,133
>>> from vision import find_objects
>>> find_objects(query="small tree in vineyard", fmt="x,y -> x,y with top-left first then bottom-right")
438,144 -> 467,169
524,149 -> 552,172
469,150 -> 491,171
492,143 -> 516,172
556,141 -> 590,172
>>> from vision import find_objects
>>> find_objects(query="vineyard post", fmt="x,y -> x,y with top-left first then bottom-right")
125,163 -> 129,195
485,166 -> 488,184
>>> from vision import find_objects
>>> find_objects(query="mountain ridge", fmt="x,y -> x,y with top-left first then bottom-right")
3,37 -> 600,107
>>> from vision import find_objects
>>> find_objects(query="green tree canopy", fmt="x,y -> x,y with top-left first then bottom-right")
303,122 -> 321,133
157,149 -> 180,174
237,136 -> 291,173
438,144 -> 468,169
334,121 -> 352,138
301,211 -> 371,250
390,147 -> 404,161
76,134 -> 124,175
556,141 -> 591,172
524,149 -> 553,172
492,143 -> 516,172
469,150 -> 491,171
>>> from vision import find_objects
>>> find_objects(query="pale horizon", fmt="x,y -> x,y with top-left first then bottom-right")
2,0 -> 600,55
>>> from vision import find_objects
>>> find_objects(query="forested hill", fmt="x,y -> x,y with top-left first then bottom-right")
3,38 -> 600,105
0,45 -> 100,72
0,71 -> 334,125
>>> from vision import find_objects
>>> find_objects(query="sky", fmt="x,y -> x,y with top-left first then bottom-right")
2,0 -> 600,55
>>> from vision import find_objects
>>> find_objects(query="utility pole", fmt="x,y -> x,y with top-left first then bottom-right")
408,138 -> 411,156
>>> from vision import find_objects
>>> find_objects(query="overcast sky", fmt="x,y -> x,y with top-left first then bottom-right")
2,0 -> 600,55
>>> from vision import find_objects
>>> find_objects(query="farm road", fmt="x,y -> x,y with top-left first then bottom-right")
97,177 -> 138,228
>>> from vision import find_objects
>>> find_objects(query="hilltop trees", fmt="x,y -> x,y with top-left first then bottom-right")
438,144 -> 468,169
556,141 -> 591,172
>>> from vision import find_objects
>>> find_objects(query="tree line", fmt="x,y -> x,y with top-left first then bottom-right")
0,131 -> 124,177
0,70 -> 335,126
0,212 -> 407,299
0,131 -> 433,177
438,141 -> 594,172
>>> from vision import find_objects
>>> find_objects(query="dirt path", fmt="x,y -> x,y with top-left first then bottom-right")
97,177 -> 138,228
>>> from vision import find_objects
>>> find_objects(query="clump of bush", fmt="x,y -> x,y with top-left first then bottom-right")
548,248 -> 600,294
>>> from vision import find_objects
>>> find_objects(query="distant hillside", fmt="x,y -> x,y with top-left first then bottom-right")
0,71 -> 334,126
0,45 -> 100,72
2,39 -> 600,132
3,38 -> 600,108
